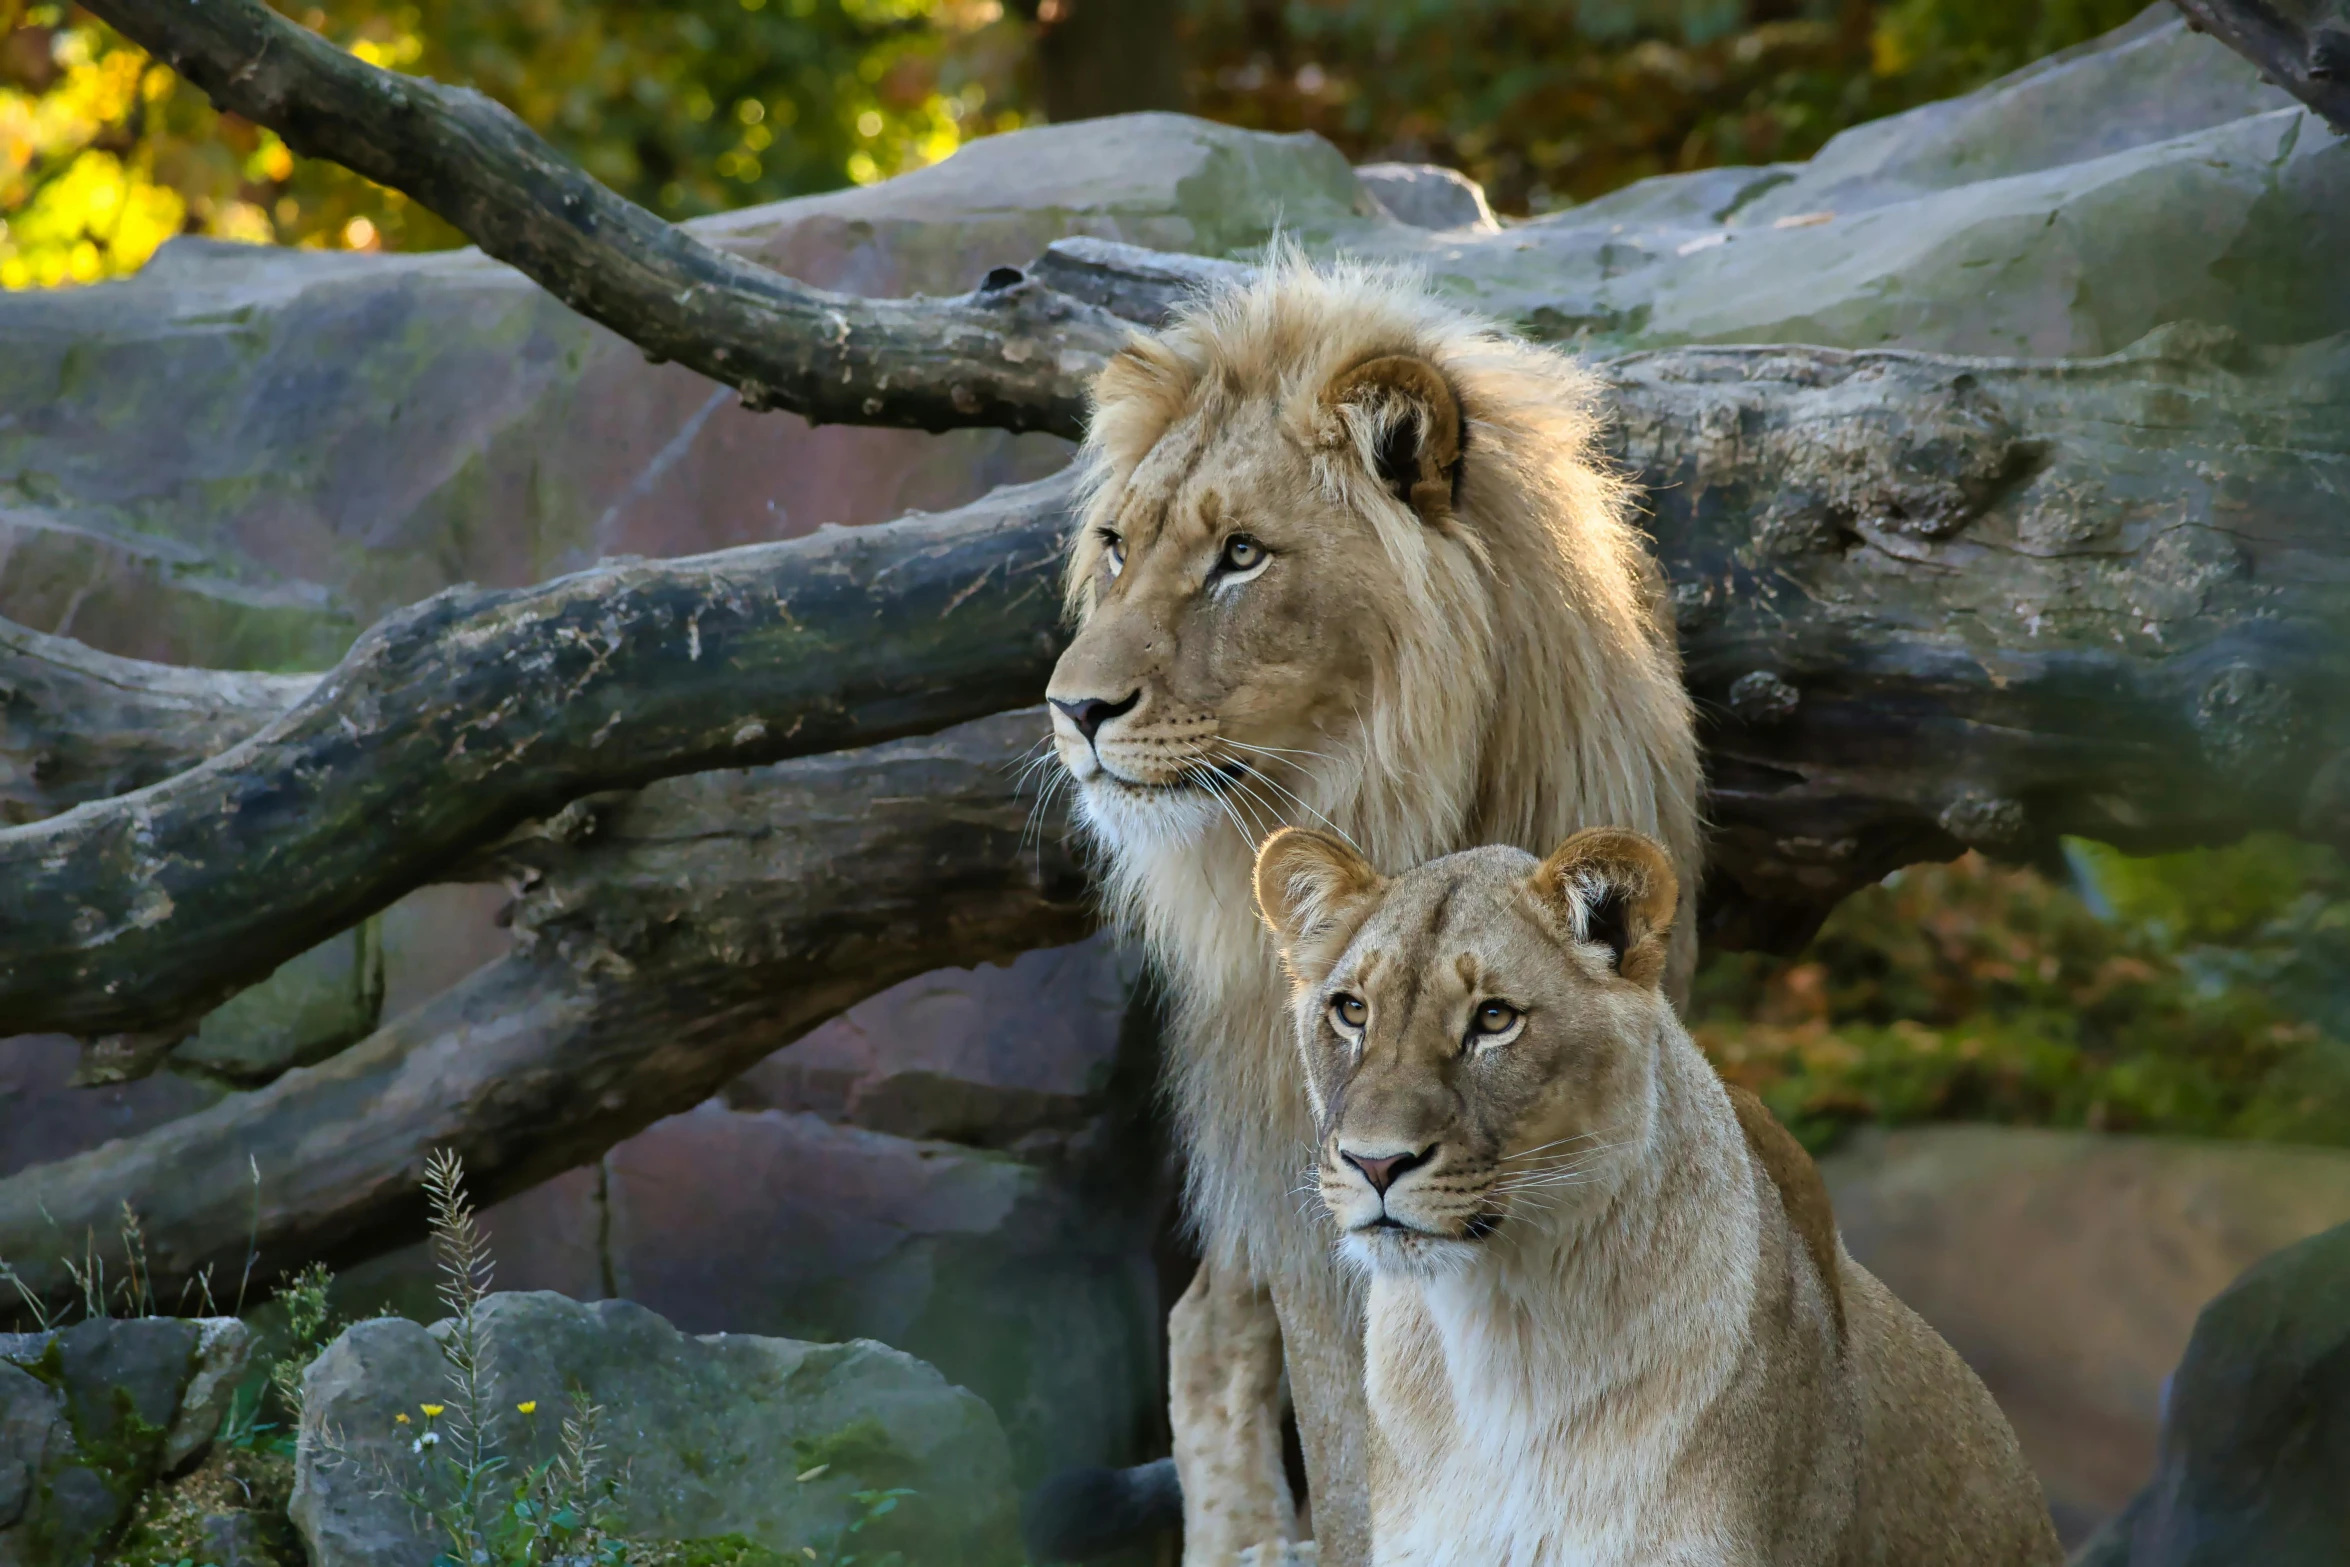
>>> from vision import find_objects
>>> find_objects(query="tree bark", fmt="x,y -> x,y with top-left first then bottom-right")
2172,1 -> 2350,134
0,617 -> 314,826
77,0 -> 1128,440
0,711 -> 1090,1319
1617,328 -> 2350,946
0,477 -> 1074,1040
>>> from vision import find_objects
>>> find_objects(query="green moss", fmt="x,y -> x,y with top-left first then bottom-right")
789,1419 -> 911,1486
17,1334 -> 67,1388
103,1448 -> 299,1567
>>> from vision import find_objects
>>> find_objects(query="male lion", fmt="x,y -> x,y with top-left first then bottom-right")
1253,824 -> 2063,1567
1043,258 -> 1703,1564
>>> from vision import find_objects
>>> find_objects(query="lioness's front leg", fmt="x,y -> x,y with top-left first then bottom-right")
1168,1256 -> 1303,1565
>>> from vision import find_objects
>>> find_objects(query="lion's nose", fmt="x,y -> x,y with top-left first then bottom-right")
1050,691 -> 1140,744
1342,1145 -> 1435,1196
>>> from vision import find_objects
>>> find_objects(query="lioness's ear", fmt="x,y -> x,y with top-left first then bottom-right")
1528,829 -> 1678,989
1255,828 -> 1385,986
1323,354 -> 1464,525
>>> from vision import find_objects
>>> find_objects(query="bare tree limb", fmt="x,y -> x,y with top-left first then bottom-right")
9,300 -> 2346,1041
0,617 -> 313,826
0,711 -> 1091,1317
76,0 -> 1129,439
0,476 -> 1074,1041
2173,0 -> 2350,134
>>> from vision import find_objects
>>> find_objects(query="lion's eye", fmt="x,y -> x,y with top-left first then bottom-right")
1217,534 -> 1266,575
1099,530 -> 1126,578
1328,994 -> 1368,1033
1471,1000 -> 1521,1037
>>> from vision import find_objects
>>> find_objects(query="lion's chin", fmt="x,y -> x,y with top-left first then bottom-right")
1072,772 -> 1230,856
1335,1215 -> 1490,1280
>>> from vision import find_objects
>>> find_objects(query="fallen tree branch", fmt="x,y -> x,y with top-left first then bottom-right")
0,617 -> 313,826
78,0 -> 1129,439
0,711 -> 1091,1317
11,313 -> 2348,1040
1617,327 -> 2350,944
0,475 -> 1075,1040
2173,1 -> 2350,135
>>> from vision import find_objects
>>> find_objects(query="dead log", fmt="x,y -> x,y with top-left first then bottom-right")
0,710 -> 1090,1318
76,0 -> 1127,439
0,618 -> 313,826
9,310 -> 2348,1041
0,477 -> 1073,1040
1618,327 -> 2350,945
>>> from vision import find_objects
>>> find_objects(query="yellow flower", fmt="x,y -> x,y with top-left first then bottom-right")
395,1413 -> 410,1425
517,1401 -> 538,1414
420,1404 -> 445,1418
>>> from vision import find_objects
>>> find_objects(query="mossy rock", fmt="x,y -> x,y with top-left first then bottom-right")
290,1293 -> 1021,1567
0,1319 -> 251,1567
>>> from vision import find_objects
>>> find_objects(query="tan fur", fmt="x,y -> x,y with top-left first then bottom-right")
1256,827 -> 2063,1567
1044,254 -> 1704,1563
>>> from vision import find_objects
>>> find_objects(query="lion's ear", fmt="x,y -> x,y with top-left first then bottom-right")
1255,828 -> 1386,986
1527,829 -> 1678,989
1323,354 -> 1464,525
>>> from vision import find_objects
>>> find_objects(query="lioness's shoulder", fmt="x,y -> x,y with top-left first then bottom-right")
1723,1085 -> 1844,1334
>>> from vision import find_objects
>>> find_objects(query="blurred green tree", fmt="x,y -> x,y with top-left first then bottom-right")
1693,838 -> 2350,1154
0,0 -> 1029,286
1178,0 -> 2152,213
5,0 -> 2164,287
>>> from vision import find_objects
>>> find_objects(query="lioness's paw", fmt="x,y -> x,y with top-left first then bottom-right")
1234,1543 -> 1318,1566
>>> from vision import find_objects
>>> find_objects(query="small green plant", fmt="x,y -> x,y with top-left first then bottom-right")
309,1151 -> 625,1567
306,1152 -> 926,1567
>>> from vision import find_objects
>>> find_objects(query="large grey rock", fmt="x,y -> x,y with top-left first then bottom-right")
291,1293 -> 1022,1567
2071,1221 -> 2350,1566
1821,1128 -> 2350,1544
728,936 -> 1138,1148
0,1316 -> 250,1567
0,1037 -> 221,1182
603,1100 -> 1164,1488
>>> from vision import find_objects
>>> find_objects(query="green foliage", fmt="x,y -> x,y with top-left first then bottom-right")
1180,0 -> 2151,212
1694,836 -> 2350,1153
1,0 -> 1025,283
6,0 -> 2170,285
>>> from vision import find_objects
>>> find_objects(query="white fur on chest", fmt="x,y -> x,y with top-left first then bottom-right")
1364,1173 -> 1758,1567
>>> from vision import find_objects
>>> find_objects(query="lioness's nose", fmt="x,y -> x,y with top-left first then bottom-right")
1342,1145 -> 1435,1196
1050,691 -> 1139,744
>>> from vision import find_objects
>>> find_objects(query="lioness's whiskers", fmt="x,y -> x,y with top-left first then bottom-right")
1498,1127 -> 1626,1166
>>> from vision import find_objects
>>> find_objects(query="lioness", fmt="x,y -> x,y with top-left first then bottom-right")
1043,255 -> 1702,1562
1252,824 -> 2064,1567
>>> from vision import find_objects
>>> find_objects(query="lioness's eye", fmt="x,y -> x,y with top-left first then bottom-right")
1471,1000 -> 1521,1036
1217,534 -> 1266,574
1099,530 -> 1126,577
1329,994 -> 1368,1032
